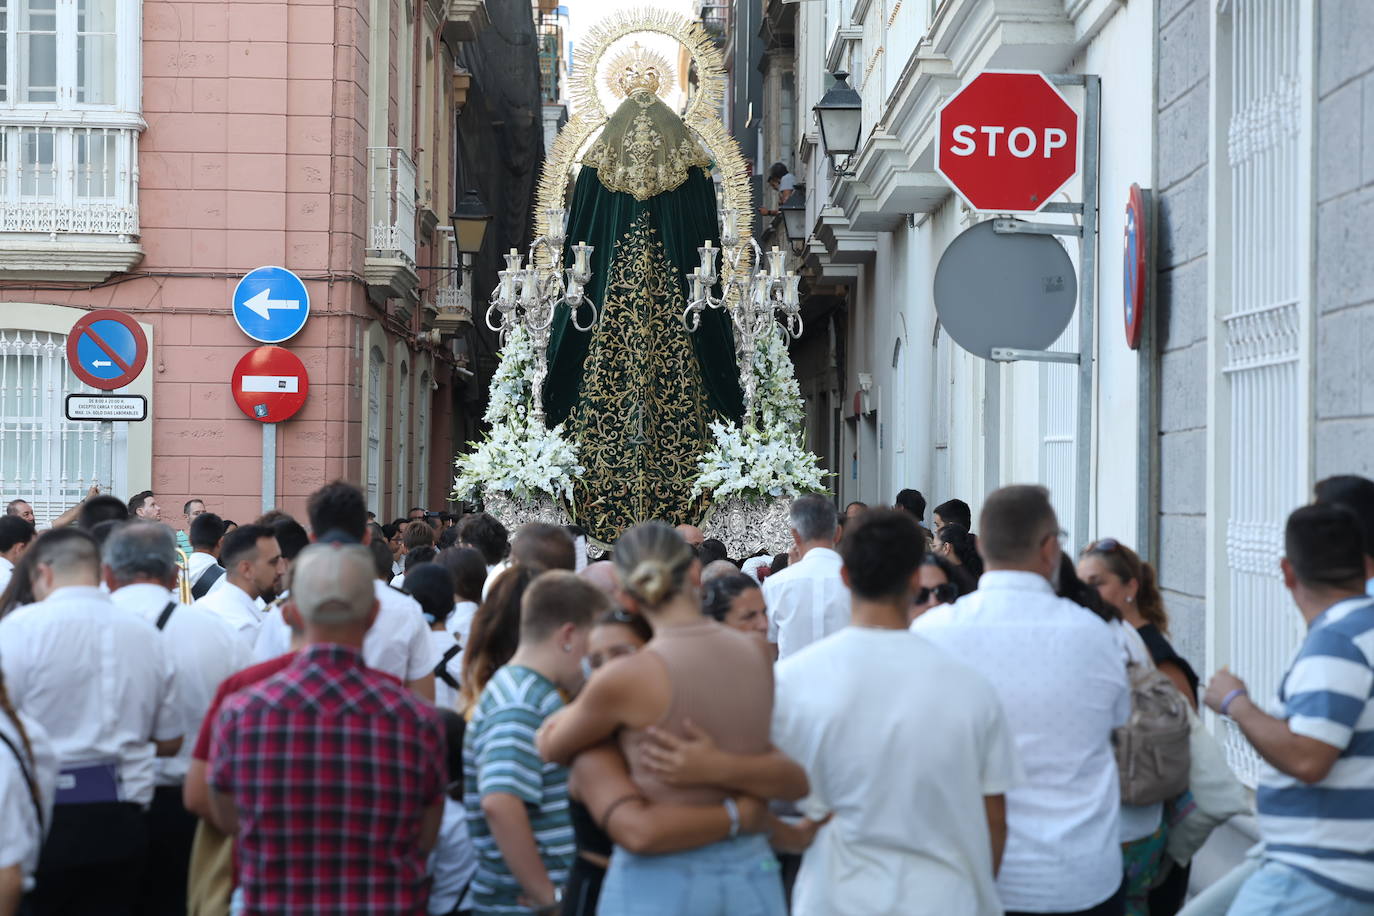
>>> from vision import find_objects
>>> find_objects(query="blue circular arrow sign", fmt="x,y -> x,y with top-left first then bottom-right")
231,266 -> 311,343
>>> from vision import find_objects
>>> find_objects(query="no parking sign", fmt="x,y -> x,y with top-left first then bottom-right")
66,310 -> 148,390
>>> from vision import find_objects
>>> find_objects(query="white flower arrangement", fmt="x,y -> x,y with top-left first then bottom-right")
693,327 -> 827,502
452,326 -> 585,503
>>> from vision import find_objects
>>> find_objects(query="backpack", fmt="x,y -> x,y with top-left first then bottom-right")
1113,662 -> 1192,806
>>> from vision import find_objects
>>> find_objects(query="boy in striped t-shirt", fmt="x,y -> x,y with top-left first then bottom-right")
464,572 -> 609,915
1205,504 -> 1374,913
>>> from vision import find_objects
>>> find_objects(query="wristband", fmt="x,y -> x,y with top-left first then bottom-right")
1220,687 -> 1248,717
723,796 -> 741,839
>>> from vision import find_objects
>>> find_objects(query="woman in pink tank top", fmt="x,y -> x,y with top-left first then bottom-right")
537,522 -> 806,916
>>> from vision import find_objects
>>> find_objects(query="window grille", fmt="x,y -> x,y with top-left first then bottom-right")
0,328 -> 113,525
1215,0 -> 1311,786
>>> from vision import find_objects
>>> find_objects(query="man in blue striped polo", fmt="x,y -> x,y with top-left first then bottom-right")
1204,503 -> 1374,914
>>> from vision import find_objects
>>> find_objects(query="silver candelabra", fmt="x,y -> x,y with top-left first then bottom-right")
682,208 -> 803,426
486,208 -> 598,425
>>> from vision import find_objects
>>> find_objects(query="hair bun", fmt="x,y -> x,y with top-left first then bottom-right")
627,559 -> 674,607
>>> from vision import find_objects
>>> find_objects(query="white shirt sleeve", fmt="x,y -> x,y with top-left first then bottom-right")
407,604 -> 443,681
0,763 -> 37,871
151,640 -> 184,743
979,687 -> 1023,796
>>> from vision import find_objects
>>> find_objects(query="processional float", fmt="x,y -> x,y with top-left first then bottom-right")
454,9 -> 825,556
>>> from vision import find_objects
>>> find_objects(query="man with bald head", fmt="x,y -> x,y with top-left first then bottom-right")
208,543 -> 446,914
675,524 -> 705,550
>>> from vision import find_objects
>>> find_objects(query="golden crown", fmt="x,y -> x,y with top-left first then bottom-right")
606,43 -> 673,99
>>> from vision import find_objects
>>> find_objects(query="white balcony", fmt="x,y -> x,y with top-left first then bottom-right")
366,146 -> 420,304
0,119 -> 142,281
442,0 -> 489,45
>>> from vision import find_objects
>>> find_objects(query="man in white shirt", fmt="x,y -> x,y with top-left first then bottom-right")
187,511 -> 227,599
772,508 -> 1020,916
762,495 -> 850,660
253,481 -> 440,701
0,515 -> 35,594
104,521 -> 250,914
194,523 -> 284,648
914,485 -> 1130,916
458,512 -> 510,597
0,527 -> 182,915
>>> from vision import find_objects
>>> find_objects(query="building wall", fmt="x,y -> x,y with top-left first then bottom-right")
0,0 -> 541,526
1153,0 -> 1210,667
1314,0 -> 1374,476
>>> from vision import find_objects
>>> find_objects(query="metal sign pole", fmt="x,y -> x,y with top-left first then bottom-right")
262,422 -> 277,513
1076,74 -> 1101,552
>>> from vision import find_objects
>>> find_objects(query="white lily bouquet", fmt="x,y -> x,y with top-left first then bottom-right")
452,326 -> 584,503
693,327 -> 827,502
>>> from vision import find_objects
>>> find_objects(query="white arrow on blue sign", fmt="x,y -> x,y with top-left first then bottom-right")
231,266 -> 310,343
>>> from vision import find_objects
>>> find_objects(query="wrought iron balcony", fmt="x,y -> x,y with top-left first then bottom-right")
365,146 -> 420,303
0,119 -> 143,280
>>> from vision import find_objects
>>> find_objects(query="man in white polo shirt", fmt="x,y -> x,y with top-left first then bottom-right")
763,495 -> 849,660
0,527 -> 182,915
194,523 -> 284,648
772,508 -> 1020,916
914,485 -> 1129,916
0,515 -> 34,593
251,481 -> 439,701
104,521 -> 249,915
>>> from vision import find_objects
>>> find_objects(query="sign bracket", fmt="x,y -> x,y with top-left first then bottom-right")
992,218 -> 1083,238
990,348 -> 1081,365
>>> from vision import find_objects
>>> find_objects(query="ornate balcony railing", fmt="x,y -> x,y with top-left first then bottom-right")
0,123 -> 138,239
368,146 -> 418,268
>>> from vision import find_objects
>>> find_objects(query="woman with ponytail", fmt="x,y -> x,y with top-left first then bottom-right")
1078,537 -> 1200,916
537,522 -> 806,916
0,668 -> 56,912
934,523 -> 984,582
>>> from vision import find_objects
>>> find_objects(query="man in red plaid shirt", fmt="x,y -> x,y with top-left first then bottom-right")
208,542 -> 446,915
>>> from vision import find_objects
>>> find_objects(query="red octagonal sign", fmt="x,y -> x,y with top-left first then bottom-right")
936,71 -> 1080,214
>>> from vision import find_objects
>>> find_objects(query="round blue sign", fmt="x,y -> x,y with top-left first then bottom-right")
231,266 -> 311,344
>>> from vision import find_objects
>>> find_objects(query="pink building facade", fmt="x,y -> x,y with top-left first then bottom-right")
0,0 -> 510,526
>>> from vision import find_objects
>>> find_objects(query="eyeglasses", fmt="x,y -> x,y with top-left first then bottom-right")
915,583 -> 959,605
607,609 -> 638,625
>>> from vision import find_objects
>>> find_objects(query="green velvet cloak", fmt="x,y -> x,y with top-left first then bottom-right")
542,166 -> 745,427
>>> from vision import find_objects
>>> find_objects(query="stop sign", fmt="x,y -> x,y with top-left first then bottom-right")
936,71 -> 1080,214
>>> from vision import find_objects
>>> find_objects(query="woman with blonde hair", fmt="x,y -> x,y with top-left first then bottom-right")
537,522 -> 806,916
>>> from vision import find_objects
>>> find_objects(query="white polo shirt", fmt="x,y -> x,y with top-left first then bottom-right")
251,580 -> 441,684
913,571 -> 1130,913
0,585 -> 182,807
194,580 -> 265,648
762,547 -> 850,660
0,556 -> 14,594
186,551 -> 219,588
0,708 -> 56,892
772,627 -> 1020,916
111,583 -> 250,786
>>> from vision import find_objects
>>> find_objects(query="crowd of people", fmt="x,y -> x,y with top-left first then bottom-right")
0,475 -> 1372,916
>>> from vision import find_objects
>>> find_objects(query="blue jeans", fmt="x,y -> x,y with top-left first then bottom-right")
595,834 -> 786,916
1227,860 -> 1374,916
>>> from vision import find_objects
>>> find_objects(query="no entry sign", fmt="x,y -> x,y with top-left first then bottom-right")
936,71 -> 1080,214
66,309 -> 149,390
231,346 -> 309,423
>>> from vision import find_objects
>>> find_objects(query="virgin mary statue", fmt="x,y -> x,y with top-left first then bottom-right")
542,50 -> 743,544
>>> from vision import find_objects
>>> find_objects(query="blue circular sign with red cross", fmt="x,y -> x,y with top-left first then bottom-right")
1123,183 -> 1151,350
66,309 -> 149,390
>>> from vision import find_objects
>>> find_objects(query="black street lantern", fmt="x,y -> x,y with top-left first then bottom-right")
780,184 -> 807,248
813,70 -> 863,163
450,189 -> 492,256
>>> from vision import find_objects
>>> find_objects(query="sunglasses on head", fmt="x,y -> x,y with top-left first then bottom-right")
1087,537 -> 1122,554
915,583 -> 958,605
